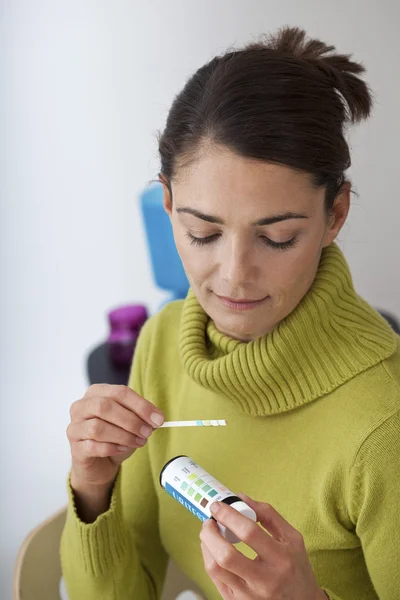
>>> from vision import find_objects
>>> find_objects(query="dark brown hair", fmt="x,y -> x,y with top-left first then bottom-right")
158,26 -> 373,210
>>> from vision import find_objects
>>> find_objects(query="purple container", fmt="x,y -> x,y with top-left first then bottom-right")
107,304 -> 148,367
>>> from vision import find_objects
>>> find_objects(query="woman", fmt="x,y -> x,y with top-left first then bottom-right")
61,27 -> 400,599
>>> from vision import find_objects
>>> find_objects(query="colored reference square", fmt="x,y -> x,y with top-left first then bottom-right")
188,473 -> 197,481
196,479 -> 205,487
194,493 -> 202,502
208,489 -> 218,498
202,484 -> 211,492
200,498 -> 209,508
188,487 -> 195,496
180,481 -> 188,491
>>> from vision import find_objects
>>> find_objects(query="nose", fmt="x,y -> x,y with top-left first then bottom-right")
218,238 -> 256,290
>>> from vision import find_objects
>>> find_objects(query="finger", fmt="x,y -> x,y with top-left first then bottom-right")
209,501 -> 282,561
201,541 -> 244,593
72,440 -> 138,460
238,493 -> 302,544
73,395 -> 158,439
67,419 -> 146,448
200,518 -> 254,581
83,384 -> 165,427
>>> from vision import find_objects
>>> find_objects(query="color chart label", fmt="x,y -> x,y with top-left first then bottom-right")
164,482 -> 208,522
160,456 -> 235,520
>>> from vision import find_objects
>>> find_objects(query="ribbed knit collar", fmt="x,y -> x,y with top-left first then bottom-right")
179,243 -> 396,416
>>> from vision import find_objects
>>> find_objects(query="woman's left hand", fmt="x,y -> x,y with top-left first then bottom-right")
200,493 -> 327,600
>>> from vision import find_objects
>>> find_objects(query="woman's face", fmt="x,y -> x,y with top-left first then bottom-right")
164,146 -> 349,341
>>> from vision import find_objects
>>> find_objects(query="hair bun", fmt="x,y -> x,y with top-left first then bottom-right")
260,26 -> 373,123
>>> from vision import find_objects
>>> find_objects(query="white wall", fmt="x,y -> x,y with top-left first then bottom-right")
1,0 -> 399,597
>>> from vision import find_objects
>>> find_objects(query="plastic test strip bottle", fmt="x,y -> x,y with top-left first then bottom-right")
160,455 -> 256,543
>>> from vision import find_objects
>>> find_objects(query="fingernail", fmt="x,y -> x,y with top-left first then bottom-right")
140,425 -> 153,438
210,502 -> 220,515
117,445 -> 129,452
151,412 -> 164,427
136,437 -> 147,446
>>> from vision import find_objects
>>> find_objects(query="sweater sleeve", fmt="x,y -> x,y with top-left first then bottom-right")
317,409 -> 400,600
347,408 -> 400,599
60,318 -> 169,599
320,589 -> 342,599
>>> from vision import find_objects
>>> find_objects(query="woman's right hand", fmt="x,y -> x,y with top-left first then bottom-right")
67,384 -> 164,491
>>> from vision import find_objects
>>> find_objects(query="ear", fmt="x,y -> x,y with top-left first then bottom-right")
322,182 -> 351,248
159,174 -> 173,217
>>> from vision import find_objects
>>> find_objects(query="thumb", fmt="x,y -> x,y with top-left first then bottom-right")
238,492 -> 299,543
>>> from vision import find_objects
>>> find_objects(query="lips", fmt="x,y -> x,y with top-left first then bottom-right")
218,295 -> 265,303
214,293 -> 269,311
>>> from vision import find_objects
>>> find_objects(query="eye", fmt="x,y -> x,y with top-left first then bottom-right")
260,236 -> 297,250
186,232 -> 220,247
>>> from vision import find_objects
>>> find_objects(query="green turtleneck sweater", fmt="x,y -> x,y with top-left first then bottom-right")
61,244 -> 400,600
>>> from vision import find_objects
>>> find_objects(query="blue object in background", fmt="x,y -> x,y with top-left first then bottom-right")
140,182 -> 190,304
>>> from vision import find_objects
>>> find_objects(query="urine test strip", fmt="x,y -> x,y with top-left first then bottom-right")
159,419 -> 227,428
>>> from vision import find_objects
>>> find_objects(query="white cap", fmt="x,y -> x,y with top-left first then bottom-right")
217,501 -> 257,544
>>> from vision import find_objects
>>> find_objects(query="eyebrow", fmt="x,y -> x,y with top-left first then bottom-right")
175,207 -> 309,226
